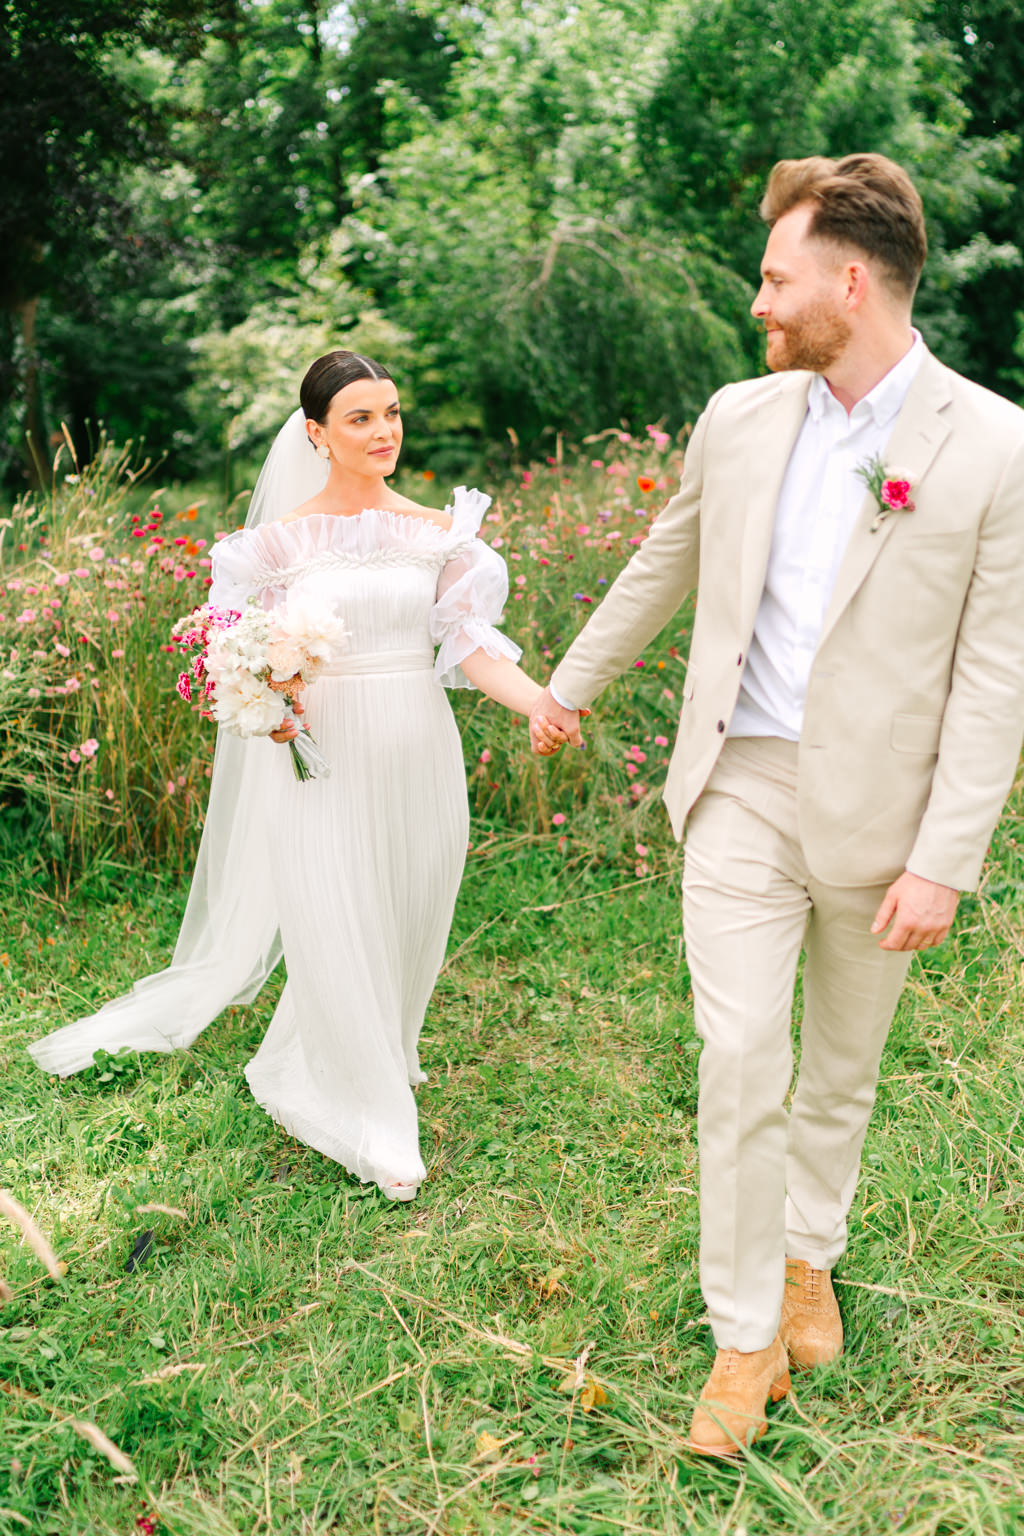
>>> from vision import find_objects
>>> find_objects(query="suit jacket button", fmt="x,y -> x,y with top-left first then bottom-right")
717,720 -> 725,733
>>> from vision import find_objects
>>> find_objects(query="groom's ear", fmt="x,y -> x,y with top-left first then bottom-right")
842,260 -> 871,311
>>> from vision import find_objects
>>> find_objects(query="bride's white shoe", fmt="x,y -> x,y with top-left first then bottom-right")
378,1179 -> 419,1202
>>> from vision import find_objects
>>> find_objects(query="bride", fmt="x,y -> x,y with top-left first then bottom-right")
29,350 -> 563,1200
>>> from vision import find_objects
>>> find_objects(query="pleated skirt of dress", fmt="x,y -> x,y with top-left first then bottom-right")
244,665 -> 469,1188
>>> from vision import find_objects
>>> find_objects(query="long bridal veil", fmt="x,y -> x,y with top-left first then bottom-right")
29,410 -> 327,1075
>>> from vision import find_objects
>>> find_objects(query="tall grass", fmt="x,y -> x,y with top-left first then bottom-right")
0,425 -> 688,889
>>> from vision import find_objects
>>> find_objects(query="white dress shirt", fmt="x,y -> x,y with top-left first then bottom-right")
729,331 -> 924,740
549,333 -> 924,722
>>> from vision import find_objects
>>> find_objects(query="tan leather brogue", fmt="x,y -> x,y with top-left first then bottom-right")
687,1335 -> 791,1457
779,1257 -> 843,1368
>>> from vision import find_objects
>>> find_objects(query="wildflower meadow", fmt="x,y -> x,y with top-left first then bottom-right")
1,431 -> 1022,1535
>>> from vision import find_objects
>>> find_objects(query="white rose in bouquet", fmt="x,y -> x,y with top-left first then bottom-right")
172,594 -> 348,782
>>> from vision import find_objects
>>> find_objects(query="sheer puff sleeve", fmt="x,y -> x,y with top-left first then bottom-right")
431,487 -> 523,689
209,529 -> 270,610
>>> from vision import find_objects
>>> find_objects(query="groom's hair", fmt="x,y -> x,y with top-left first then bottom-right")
760,154 -> 927,300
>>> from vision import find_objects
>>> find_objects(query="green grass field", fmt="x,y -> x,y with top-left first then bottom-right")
2,806 -> 1023,1534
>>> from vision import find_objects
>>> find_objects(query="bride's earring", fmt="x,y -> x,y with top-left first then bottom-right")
316,443 -> 331,461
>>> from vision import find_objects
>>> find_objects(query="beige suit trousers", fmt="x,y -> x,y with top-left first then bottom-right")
682,737 -> 914,1351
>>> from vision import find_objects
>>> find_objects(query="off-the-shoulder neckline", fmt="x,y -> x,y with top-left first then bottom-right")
276,506 -> 453,532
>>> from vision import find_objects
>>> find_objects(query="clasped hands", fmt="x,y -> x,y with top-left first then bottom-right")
529,686 -> 585,757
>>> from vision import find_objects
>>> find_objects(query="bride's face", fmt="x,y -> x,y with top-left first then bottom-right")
309,378 -> 403,475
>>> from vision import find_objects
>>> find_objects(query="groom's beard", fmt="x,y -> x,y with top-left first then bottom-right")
764,300 -> 852,373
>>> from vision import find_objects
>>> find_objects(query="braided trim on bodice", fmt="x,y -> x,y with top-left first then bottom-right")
249,539 -> 475,589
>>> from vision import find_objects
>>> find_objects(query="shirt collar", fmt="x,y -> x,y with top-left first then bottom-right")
807,328 -> 924,427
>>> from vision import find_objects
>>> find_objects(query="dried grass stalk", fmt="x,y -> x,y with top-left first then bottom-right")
0,1189 -> 65,1279
67,1418 -> 137,1477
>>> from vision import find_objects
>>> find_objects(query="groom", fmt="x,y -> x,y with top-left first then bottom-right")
530,154 -> 1024,1456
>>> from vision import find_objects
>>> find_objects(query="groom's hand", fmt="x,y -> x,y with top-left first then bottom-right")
871,870 -> 959,951
529,686 -> 583,754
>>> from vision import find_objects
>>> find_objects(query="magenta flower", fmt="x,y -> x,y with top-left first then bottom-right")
881,478 -> 913,510
176,672 -> 193,702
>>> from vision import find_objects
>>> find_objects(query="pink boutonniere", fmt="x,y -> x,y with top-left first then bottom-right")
855,454 -> 916,533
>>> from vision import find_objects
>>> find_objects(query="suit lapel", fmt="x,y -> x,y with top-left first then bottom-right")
816,351 -> 953,653
739,374 -> 811,627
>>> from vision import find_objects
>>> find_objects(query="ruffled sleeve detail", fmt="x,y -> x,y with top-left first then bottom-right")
209,530 -> 267,610
430,487 -> 522,689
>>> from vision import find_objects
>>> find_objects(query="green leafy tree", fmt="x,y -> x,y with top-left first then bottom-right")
342,0 -> 751,457
922,1 -> 1024,393
0,1 -> 235,479
637,0 -> 1020,373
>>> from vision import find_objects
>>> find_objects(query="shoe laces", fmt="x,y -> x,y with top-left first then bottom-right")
788,1259 -> 823,1304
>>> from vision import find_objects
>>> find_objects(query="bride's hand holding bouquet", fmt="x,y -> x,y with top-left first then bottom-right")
171,595 -> 347,780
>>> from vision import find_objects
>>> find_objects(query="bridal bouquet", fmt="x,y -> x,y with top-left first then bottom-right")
171,596 -> 347,781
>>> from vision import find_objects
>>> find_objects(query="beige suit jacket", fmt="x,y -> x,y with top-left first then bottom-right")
552,351 -> 1024,889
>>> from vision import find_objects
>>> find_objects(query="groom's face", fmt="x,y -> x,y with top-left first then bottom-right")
751,203 -> 852,374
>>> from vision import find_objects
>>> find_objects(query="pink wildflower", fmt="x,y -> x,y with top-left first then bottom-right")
68,748 -> 81,765
80,739 -> 99,758
552,812 -> 567,826
176,673 -> 193,703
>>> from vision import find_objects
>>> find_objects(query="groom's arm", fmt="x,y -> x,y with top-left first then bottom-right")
548,393 -> 718,712
905,430 -> 1024,892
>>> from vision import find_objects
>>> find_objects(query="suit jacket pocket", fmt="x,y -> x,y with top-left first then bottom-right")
891,712 -> 943,754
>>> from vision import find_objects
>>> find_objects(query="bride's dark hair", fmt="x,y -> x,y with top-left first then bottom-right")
300,350 -> 394,425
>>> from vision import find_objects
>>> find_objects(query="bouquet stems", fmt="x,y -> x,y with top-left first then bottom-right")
281,703 -> 332,782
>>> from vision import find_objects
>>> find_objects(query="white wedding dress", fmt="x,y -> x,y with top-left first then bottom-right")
28,487 -> 519,1191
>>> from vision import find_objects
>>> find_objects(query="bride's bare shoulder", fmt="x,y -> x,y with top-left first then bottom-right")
278,492 -> 329,525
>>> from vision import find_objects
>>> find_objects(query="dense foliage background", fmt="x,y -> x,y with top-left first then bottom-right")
1,0 -> 1022,491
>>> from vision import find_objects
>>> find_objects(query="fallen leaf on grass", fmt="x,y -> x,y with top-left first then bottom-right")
125,1231 -> 155,1273
473,1431 -> 504,1463
541,1266 -> 565,1300
557,1364 -> 609,1412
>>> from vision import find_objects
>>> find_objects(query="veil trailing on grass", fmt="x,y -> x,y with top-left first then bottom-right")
28,410 -> 327,1076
